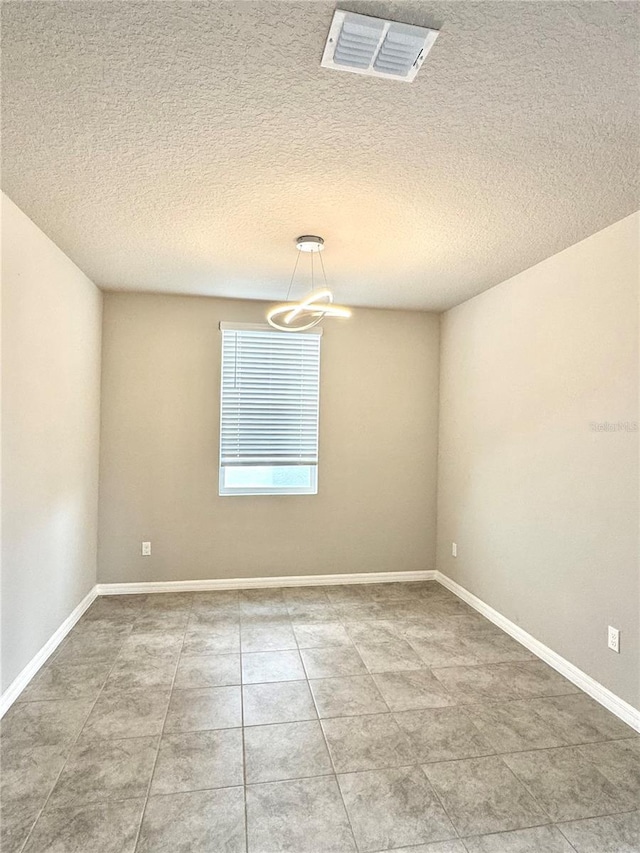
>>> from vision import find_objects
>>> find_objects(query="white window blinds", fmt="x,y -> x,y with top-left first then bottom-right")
220,325 -> 321,468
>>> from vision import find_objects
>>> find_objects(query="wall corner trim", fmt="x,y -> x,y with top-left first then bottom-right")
436,571 -> 640,733
0,585 -> 98,717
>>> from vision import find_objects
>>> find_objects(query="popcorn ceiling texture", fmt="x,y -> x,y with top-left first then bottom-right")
2,0 -> 638,311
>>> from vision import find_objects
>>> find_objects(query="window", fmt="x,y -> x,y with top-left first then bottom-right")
219,323 -> 321,495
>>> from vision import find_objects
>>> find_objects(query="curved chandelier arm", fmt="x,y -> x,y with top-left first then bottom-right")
267,289 -> 351,332
267,308 -> 325,332
285,288 -> 331,325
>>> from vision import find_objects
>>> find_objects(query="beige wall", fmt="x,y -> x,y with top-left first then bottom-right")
98,294 -> 440,583
1,193 -> 102,692
436,212 -> 639,707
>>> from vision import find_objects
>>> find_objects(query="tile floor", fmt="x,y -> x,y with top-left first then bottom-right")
1,581 -> 638,853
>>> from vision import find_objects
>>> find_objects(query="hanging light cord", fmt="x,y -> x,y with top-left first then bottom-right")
318,249 -> 328,288
285,242 -> 328,303
285,249 -> 301,302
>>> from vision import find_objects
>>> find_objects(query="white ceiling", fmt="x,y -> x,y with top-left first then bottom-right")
2,1 -> 638,311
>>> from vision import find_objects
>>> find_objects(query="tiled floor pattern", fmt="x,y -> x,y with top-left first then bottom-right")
1,582 -> 638,852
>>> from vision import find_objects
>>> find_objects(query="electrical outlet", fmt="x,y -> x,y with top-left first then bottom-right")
608,626 -> 620,653
141,541 -> 151,556
452,542 -> 457,557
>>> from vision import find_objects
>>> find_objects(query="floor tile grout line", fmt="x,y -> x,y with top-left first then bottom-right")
503,743 -> 640,824
10,677 -> 633,731
554,814 -> 624,853
413,762 -> 465,845
456,824 -> 581,852
20,709 -> 631,787
315,699 -> 364,853
17,763 -> 640,829
445,814 -> 555,844
239,610 -> 250,853
15,598 -> 152,853
246,768 -> 345,788
428,675 -> 584,706
23,660 -> 603,708
129,594 -> 194,853
573,738 -> 640,794
58,673 -> 624,751
492,752 -> 557,825
24,790 -> 154,810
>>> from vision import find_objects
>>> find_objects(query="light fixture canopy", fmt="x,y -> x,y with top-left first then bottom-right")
266,236 -> 351,332
295,235 -> 325,253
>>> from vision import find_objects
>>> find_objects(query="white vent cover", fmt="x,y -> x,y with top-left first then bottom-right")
321,10 -> 439,83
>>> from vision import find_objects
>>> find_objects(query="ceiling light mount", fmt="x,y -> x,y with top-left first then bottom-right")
295,235 -> 325,253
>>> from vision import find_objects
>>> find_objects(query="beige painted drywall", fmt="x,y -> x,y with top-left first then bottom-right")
1,193 -> 102,692
98,294 -> 440,583
436,212 -> 639,707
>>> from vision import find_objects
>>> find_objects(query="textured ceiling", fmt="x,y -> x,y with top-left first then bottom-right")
2,1 -> 639,311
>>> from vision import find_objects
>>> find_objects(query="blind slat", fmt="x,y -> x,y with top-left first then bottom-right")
220,328 -> 321,468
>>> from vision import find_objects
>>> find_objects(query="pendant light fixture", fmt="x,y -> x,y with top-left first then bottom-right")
266,236 -> 352,332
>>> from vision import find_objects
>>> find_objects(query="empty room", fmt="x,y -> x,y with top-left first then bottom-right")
1,2 -> 639,852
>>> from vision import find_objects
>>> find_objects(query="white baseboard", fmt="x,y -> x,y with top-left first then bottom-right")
0,585 -> 98,718
436,571 -> 640,734
97,570 -> 436,596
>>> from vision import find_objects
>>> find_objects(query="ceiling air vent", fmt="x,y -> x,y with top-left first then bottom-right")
321,10 -> 439,83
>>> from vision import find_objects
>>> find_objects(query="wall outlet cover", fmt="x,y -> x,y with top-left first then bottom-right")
141,541 -> 151,556
608,626 -> 620,653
